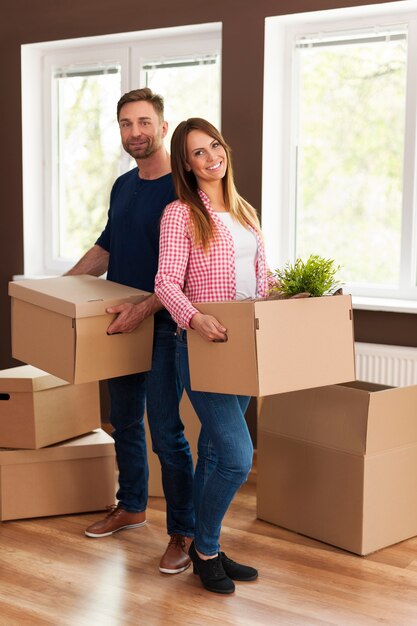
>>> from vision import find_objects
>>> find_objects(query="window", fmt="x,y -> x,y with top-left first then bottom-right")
263,2 -> 417,300
52,63 -> 122,263
140,55 -> 220,146
21,24 -> 221,276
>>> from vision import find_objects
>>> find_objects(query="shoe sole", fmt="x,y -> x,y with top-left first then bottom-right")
85,520 -> 147,538
227,573 -> 258,582
193,570 -> 257,582
192,567 -> 235,594
200,581 -> 235,594
159,562 -> 191,575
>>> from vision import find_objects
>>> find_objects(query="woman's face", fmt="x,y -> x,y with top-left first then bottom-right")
185,129 -> 227,186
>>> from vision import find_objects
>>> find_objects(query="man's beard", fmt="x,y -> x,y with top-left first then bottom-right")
131,144 -> 152,160
126,134 -> 163,160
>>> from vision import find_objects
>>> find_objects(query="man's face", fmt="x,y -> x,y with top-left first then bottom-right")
118,100 -> 167,160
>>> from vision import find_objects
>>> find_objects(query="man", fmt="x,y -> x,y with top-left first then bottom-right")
66,88 -> 194,575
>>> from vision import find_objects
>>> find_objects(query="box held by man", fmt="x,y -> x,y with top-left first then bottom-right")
9,275 -> 154,384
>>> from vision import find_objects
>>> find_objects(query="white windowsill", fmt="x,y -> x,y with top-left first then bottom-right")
11,276 -> 417,314
352,296 -> 417,314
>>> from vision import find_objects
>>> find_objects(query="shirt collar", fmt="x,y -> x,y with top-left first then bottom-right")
197,188 -> 221,220
198,188 -> 211,205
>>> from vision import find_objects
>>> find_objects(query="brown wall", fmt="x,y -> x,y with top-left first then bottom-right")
0,0 -> 412,375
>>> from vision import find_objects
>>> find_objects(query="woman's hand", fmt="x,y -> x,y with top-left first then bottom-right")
190,313 -> 227,342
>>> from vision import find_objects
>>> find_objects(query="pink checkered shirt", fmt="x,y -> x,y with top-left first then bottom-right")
155,190 -> 274,329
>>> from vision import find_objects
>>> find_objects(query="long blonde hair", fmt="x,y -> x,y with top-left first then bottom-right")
170,118 -> 261,249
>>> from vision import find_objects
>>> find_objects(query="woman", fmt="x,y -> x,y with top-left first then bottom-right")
155,118 -> 274,594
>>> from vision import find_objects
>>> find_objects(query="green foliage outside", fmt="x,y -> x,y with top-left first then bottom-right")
56,59 -> 220,263
270,254 -> 341,297
57,72 -> 122,260
296,36 -> 406,286
145,60 -> 221,146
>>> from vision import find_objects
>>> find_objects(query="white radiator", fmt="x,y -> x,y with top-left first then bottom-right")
355,342 -> 417,387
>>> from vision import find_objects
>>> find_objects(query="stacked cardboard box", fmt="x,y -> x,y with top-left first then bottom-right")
2,274 -> 158,521
0,365 -> 100,449
0,365 -> 116,521
257,382 -> 417,555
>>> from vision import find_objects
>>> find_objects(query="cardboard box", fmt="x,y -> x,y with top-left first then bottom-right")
187,295 -> 355,396
145,392 -> 200,497
0,429 -> 116,521
257,382 -> 417,555
0,365 -> 100,449
9,275 -> 154,384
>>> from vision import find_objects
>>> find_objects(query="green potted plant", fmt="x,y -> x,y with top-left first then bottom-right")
269,254 -> 342,298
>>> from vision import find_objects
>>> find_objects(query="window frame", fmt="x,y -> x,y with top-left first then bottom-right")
42,45 -> 130,274
21,23 -> 222,277
262,2 -> 417,300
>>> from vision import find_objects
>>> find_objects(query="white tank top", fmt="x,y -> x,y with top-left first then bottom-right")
217,212 -> 258,299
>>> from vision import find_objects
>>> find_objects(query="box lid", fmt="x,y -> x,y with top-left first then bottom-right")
259,384 -> 370,454
8,275 -> 150,318
366,384 -> 417,453
0,429 -> 115,464
259,382 -> 417,455
0,365 -> 68,392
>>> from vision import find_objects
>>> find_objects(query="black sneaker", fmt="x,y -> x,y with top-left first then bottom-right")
220,552 -> 258,581
189,541 -> 235,594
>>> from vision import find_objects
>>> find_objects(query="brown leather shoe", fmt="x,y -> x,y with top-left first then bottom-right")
85,505 -> 146,538
159,534 -> 193,574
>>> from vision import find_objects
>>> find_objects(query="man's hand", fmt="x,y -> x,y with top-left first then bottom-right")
190,313 -> 227,342
106,294 -> 163,334
106,301 -> 149,334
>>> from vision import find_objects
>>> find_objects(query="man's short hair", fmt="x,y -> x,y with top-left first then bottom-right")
117,88 -> 164,121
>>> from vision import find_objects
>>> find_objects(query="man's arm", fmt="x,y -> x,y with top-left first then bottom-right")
65,245 -> 109,276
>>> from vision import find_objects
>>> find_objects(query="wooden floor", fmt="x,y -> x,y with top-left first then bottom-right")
2,465 -> 417,626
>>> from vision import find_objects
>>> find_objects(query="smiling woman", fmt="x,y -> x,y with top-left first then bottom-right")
154,118 -> 276,594
185,132 -> 228,190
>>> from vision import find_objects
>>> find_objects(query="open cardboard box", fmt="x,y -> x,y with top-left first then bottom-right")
0,365 -> 100,449
0,429 -> 115,521
9,275 -> 154,384
257,381 -> 417,555
187,295 -> 355,396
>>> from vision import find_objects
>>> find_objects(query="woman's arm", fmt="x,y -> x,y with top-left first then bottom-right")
155,203 -> 227,341
155,203 -> 200,329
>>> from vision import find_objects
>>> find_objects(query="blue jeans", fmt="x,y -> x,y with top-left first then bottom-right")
176,330 -> 253,555
108,317 -> 194,537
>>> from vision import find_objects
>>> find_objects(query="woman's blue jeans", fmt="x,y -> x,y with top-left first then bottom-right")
176,330 -> 253,556
108,317 -> 195,538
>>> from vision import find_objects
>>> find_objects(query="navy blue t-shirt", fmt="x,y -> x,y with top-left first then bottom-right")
96,167 -> 176,322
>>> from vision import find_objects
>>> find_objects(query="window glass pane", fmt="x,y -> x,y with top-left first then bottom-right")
295,32 -> 407,286
142,55 -> 221,144
54,66 -> 121,260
